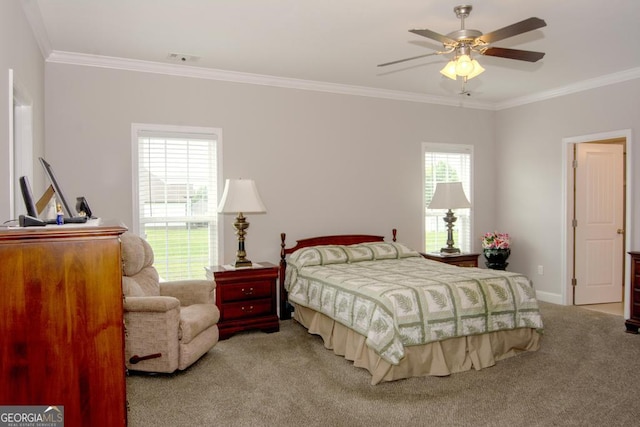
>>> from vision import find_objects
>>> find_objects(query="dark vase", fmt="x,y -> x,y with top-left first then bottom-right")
483,248 -> 511,270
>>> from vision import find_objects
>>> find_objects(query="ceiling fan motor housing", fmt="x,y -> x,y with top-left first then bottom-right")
446,29 -> 483,44
454,5 -> 473,20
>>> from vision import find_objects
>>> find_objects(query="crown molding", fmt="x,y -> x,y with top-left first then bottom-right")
46,51 -> 494,110
495,67 -> 640,110
45,51 -> 640,112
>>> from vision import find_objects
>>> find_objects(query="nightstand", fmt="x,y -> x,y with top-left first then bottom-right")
206,262 -> 279,340
420,252 -> 480,267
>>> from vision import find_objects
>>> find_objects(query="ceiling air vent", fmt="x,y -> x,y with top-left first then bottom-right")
167,53 -> 200,63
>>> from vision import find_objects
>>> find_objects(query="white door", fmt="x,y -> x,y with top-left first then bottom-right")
574,142 -> 624,305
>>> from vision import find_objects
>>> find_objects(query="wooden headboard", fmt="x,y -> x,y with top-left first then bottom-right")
278,229 -> 397,320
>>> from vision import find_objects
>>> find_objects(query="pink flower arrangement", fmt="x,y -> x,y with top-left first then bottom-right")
482,232 -> 510,249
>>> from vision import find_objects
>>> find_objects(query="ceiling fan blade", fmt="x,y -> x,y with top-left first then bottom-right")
481,47 -> 545,62
377,52 -> 440,67
409,28 -> 457,45
479,17 -> 546,44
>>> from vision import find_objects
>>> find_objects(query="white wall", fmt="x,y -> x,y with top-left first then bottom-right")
0,1 -> 45,221
495,80 -> 640,303
44,63 -> 497,265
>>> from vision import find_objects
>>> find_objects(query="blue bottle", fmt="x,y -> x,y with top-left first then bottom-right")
56,204 -> 64,225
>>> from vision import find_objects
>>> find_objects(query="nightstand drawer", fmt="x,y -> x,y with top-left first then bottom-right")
222,298 -> 273,321
455,260 -> 478,267
220,280 -> 273,302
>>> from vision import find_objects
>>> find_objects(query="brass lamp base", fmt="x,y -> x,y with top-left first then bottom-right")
234,258 -> 253,268
439,209 -> 461,254
440,246 -> 461,254
233,212 -> 253,268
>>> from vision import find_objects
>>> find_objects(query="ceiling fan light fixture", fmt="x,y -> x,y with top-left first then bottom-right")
440,55 -> 483,81
382,6 -> 547,87
440,60 -> 458,80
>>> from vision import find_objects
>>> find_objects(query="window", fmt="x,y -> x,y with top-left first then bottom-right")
132,124 -> 222,280
423,143 -> 472,253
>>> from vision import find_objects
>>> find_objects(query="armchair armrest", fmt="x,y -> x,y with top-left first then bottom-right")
159,280 -> 215,306
124,296 -> 180,312
122,296 -> 181,373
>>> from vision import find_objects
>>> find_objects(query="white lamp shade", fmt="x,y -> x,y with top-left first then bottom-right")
218,179 -> 266,214
428,182 -> 471,210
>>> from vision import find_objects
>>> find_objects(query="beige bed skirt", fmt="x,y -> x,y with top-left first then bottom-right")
293,304 -> 541,385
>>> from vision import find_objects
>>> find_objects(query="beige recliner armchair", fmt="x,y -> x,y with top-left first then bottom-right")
121,232 -> 220,373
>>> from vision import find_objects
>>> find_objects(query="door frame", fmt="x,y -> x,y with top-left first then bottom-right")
561,129 -> 633,316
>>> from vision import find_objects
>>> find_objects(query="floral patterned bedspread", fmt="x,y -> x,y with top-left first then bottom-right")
284,242 -> 543,365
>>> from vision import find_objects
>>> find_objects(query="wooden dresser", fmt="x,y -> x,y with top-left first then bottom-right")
207,262 -> 279,340
0,221 -> 127,427
625,251 -> 640,333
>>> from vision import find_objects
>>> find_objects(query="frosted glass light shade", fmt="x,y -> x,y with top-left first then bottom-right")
440,60 -> 458,80
467,60 -> 485,79
454,55 -> 474,76
441,57 -> 484,81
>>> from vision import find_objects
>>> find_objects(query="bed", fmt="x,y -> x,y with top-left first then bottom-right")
278,230 -> 543,384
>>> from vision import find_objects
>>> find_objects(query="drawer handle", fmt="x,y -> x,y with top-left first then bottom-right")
242,287 -> 254,295
241,305 -> 254,312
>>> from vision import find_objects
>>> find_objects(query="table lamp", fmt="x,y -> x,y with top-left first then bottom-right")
428,182 -> 471,253
218,178 -> 266,268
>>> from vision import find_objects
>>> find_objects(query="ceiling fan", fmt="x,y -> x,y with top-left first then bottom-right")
378,5 -> 546,82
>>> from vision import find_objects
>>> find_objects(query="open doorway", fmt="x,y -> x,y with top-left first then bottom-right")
10,69 -> 34,219
562,130 -> 632,318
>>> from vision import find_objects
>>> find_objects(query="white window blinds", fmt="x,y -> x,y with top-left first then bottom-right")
134,125 -> 220,280
423,144 -> 472,253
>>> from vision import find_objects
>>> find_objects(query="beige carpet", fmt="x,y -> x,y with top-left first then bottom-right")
126,302 -> 640,426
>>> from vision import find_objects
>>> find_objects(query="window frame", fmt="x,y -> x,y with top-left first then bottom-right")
131,123 -> 224,275
422,142 -> 474,253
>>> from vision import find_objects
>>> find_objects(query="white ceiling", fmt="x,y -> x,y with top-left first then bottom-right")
25,0 -> 640,108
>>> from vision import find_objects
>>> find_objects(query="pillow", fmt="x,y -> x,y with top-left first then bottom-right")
391,242 -> 421,258
289,245 -> 348,267
363,242 -> 399,259
289,247 -> 322,268
315,246 -> 348,265
357,241 -> 421,260
343,244 -> 374,263
289,241 -> 419,268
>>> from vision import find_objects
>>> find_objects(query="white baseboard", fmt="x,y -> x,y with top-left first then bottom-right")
535,290 -> 564,305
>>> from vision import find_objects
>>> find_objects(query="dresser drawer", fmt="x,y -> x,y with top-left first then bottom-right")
220,280 -> 273,302
222,298 -> 273,321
